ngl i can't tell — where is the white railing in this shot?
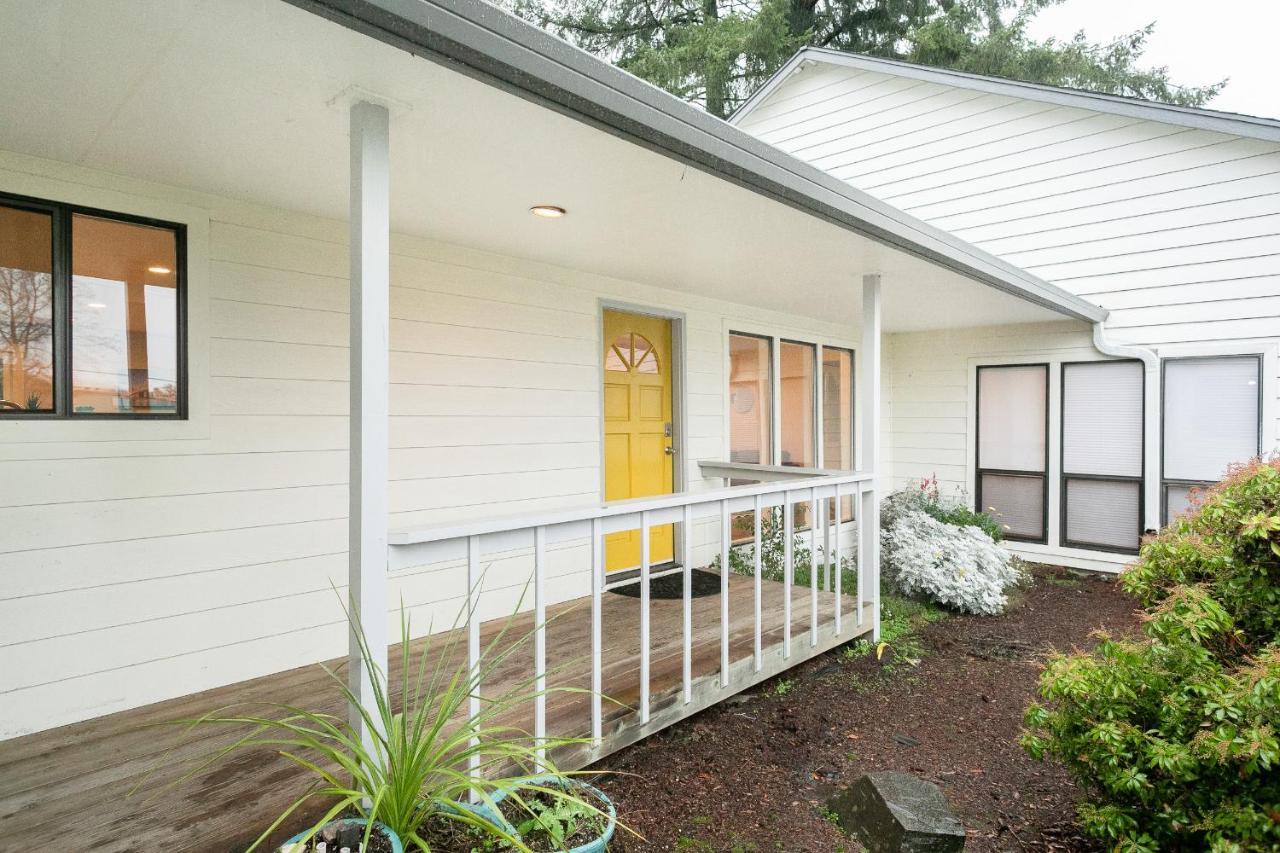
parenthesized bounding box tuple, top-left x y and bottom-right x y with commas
(387, 466, 878, 758)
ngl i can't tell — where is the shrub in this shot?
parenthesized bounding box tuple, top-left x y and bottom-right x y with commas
(885, 474, 1005, 543)
(880, 506, 1023, 615)
(1022, 458, 1280, 852)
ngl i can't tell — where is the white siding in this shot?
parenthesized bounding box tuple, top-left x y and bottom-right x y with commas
(741, 62, 1280, 562)
(0, 156, 861, 738)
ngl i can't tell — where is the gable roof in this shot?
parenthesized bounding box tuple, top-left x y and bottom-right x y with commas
(731, 47, 1280, 143)
(288, 0, 1105, 324)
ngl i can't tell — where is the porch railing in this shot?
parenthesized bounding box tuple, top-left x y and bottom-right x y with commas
(387, 467, 878, 763)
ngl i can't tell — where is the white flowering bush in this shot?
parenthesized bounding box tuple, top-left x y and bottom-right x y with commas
(881, 505, 1024, 616)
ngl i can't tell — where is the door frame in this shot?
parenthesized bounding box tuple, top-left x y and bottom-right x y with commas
(598, 299, 688, 568)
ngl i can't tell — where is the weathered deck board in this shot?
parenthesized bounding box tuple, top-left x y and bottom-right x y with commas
(0, 574, 869, 851)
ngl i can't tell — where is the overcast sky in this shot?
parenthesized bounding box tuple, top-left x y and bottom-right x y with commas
(1026, 0, 1280, 119)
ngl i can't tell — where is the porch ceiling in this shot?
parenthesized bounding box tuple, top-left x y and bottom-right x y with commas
(0, 0, 1078, 332)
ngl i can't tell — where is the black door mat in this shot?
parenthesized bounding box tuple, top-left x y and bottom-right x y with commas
(608, 568, 723, 600)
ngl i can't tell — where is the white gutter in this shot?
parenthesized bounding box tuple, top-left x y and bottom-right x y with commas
(1092, 323, 1161, 533)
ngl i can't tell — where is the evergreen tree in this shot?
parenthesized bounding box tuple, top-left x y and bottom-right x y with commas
(506, 0, 1223, 119)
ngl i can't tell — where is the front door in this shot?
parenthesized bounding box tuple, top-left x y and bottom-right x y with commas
(603, 309, 675, 572)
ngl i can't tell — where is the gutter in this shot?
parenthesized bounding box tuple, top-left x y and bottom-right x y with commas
(1092, 322, 1161, 534)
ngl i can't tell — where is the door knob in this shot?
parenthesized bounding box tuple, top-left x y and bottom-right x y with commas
(664, 446, 676, 455)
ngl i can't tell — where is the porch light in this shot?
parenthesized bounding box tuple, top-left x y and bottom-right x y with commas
(147, 265, 172, 275)
(529, 205, 566, 218)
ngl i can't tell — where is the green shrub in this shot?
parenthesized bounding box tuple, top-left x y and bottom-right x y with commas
(1022, 458, 1280, 852)
(883, 475, 1004, 543)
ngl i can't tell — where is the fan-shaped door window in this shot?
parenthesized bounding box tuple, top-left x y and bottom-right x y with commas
(606, 332, 660, 374)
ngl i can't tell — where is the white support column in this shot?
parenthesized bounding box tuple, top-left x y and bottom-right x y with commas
(348, 101, 391, 750)
(859, 273, 882, 642)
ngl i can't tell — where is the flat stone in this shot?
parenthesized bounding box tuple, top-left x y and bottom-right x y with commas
(827, 771, 965, 853)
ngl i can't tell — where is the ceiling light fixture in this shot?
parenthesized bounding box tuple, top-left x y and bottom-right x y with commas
(529, 205, 566, 219)
(147, 265, 172, 275)
(86, 302, 107, 309)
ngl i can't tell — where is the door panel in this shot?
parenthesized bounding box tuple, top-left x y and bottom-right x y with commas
(603, 309, 675, 572)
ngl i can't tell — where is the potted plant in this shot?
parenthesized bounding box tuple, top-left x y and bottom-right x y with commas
(493, 775, 617, 852)
(151, 592, 618, 852)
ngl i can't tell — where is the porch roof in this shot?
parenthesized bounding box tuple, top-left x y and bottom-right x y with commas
(0, 0, 1105, 332)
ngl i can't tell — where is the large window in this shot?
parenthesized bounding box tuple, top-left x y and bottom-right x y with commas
(1162, 356, 1261, 524)
(976, 364, 1048, 543)
(1061, 361, 1144, 552)
(779, 340, 816, 468)
(0, 194, 184, 418)
(822, 347, 855, 521)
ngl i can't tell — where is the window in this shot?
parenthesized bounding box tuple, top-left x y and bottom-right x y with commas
(1162, 356, 1261, 524)
(0, 193, 184, 418)
(1061, 361, 1144, 552)
(976, 364, 1048, 542)
(822, 347, 855, 521)
(728, 333, 772, 465)
(779, 340, 816, 468)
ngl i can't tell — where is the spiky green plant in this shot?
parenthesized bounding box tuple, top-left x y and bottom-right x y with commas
(151, 589, 614, 851)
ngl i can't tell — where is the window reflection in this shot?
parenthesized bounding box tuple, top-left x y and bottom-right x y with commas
(71, 214, 178, 414)
(0, 205, 55, 411)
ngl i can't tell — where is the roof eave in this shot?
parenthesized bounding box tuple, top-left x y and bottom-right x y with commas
(284, 0, 1107, 324)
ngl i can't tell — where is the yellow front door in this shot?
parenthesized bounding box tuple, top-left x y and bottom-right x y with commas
(603, 309, 675, 572)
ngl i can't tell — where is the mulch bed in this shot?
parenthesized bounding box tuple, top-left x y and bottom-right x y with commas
(588, 564, 1141, 852)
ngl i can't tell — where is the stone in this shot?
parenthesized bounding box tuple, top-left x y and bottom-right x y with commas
(826, 771, 965, 853)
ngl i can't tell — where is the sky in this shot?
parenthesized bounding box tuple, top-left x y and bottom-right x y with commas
(1026, 0, 1280, 119)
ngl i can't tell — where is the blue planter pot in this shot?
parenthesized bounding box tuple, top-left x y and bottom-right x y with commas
(283, 818, 403, 853)
(495, 775, 617, 853)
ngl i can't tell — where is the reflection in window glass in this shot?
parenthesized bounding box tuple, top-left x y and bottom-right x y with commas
(822, 347, 854, 521)
(71, 214, 178, 414)
(780, 341, 815, 468)
(728, 334, 771, 465)
(0, 205, 55, 411)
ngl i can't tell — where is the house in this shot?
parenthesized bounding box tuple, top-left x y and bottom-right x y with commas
(0, 2, 1267, 848)
(733, 48, 1279, 569)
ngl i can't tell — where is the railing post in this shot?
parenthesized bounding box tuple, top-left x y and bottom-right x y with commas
(466, 535, 481, 792)
(783, 491, 793, 658)
(720, 500, 730, 687)
(809, 489, 819, 647)
(347, 100, 389, 757)
(752, 494, 762, 672)
(590, 519, 602, 746)
(861, 273, 882, 642)
(682, 504, 693, 704)
(533, 526, 547, 763)
(833, 483, 842, 636)
(640, 510, 651, 724)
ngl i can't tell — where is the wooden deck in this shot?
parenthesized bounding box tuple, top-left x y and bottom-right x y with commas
(0, 574, 870, 851)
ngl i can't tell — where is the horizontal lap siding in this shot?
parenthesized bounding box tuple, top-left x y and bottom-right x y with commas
(0, 170, 858, 738)
(739, 64, 1280, 492)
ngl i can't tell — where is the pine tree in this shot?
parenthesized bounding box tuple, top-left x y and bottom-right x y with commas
(505, 0, 1223, 119)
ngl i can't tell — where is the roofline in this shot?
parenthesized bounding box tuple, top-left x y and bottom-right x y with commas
(282, 0, 1107, 324)
(731, 47, 1280, 142)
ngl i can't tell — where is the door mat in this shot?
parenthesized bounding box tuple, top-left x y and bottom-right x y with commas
(609, 568, 723, 600)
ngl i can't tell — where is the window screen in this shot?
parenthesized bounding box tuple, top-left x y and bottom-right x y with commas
(976, 365, 1047, 542)
(1061, 361, 1144, 552)
(1162, 356, 1261, 525)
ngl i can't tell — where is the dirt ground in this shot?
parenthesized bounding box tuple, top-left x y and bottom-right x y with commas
(589, 565, 1142, 852)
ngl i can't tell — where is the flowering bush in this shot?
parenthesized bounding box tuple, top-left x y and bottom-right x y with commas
(880, 504, 1023, 615)
(1022, 458, 1280, 852)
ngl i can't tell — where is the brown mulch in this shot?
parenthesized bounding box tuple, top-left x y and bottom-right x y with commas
(588, 565, 1141, 852)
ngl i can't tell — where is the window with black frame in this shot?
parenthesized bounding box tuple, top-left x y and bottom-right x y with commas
(975, 364, 1048, 543)
(1061, 360, 1144, 552)
(0, 193, 185, 418)
(1161, 356, 1261, 525)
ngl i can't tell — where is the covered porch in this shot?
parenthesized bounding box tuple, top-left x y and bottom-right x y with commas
(0, 0, 1108, 847)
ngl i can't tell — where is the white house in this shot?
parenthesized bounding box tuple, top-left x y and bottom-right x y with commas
(733, 48, 1279, 570)
(0, 4, 1272, 848)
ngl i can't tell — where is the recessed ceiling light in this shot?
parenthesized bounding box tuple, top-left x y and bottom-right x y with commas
(529, 205, 566, 219)
(147, 265, 172, 275)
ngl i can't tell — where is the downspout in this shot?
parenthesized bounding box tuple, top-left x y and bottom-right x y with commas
(1092, 321, 1161, 535)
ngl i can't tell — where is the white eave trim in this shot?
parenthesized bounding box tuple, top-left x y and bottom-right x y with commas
(288, 0, 1107, 324)
(732, 48, 1280, 143)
